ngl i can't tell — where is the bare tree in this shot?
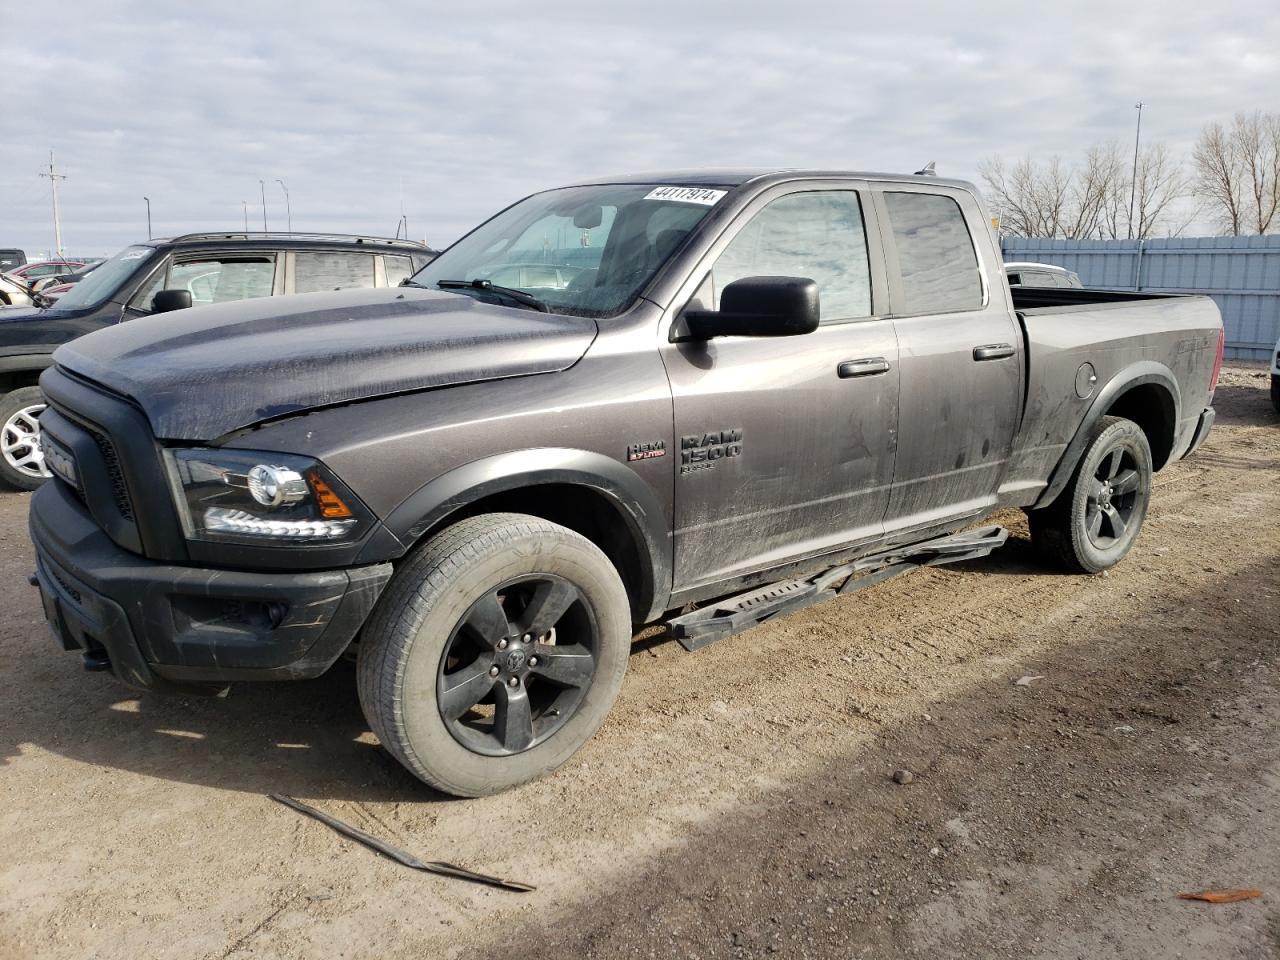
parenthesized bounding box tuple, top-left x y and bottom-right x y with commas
(1192, 111, 1280, 235)
(981, 139, 1182, 239)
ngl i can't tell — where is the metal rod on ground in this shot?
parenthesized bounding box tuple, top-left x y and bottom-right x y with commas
(1127, 100, 1143, 240)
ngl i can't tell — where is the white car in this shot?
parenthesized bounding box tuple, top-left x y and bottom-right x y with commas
(0, 273, 32, 307)
(1005, 261, 1083, 289)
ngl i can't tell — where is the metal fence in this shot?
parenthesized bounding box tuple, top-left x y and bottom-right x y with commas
(1001, 235, 1280, 361)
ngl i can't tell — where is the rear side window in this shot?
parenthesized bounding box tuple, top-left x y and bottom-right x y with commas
(383, 254, 413, 287)
(885, 192, 982, 314)
(294, 251, 376, 294)
(712, 191, 872, 322)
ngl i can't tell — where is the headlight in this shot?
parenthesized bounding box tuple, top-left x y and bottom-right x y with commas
(165, 448, 371, 544)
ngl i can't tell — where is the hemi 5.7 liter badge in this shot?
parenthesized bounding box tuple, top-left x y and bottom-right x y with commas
(627, 440, 666, 462)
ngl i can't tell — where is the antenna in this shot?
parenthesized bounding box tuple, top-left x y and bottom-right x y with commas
(39, 150, 68, 256)
(914, 161, 937, 177)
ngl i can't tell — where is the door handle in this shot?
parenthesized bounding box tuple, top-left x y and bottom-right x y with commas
(972, 343, 1015, 361)
(837, 357, 891, 378)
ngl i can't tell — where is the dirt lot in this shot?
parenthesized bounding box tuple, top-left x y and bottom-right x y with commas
(1, 364, 1278, 960)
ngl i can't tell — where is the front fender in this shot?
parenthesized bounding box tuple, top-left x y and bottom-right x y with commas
(365, 447, 672, 621)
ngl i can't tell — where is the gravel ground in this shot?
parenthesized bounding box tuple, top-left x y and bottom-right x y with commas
(1, 364, 1277, 960)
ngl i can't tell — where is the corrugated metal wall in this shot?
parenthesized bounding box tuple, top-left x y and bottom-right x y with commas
(1001, 235, 1280, 361)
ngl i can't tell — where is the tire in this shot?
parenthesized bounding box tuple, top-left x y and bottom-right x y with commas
(357, 512, 631, 797)
(0, 386, 51, 491)
(1270, 375, 1280, 416)
(1026, 415, 1153, 574)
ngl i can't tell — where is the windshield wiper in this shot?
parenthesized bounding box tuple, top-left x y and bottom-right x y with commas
(436, 279, 549, 313)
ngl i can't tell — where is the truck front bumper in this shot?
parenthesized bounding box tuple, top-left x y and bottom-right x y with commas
(29, 479, 391, 695)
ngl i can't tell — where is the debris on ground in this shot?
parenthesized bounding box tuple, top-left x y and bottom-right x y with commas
(1014, 675, 1045, 686)
(270, 794, 535, 893)
(1176, 889, 1263, 904)
(892, 769, 914, 785)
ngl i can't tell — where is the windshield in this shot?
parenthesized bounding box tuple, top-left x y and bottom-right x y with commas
(410, 183, 727, 317)
(51, 244, 157, 310)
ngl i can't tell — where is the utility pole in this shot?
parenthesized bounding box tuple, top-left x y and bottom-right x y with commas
(259, 179, 268, 231)
(243, 200, 249, 232)
(39, 150, 67, 257)
(144, 197, 152, 239)
(276, 179, 291, 232)
(1127, 100, 1144, 240)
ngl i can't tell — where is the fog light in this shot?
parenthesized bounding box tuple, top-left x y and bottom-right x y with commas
(247, 465, 308, 507)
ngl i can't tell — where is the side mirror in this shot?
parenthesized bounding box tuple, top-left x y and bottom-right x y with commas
(151, 289, 193, 314)
(684, 276, 819, 340)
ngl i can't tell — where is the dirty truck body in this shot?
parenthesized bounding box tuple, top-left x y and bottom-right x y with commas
(29, 170, 1222, 796)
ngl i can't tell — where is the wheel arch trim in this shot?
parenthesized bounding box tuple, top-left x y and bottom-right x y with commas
(1033, 362, 1181, 511)
(368, 447, 672, 622)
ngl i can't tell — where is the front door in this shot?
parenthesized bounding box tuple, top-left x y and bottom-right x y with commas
(661, 185, 899, 594)
(874, 187, 1022, 535)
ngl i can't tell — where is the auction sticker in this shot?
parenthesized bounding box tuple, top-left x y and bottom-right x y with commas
(644, 186, 727, 206)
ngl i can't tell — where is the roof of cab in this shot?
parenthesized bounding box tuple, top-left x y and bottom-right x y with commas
(568, 168, 977, 192)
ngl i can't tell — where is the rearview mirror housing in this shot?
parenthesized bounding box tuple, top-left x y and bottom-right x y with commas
(684, 276, 820, 340)
(151, 289, 193, 314)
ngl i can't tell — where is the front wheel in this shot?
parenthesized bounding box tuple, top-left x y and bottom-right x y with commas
(0, 386, 52, 491)
(1027, 415, 1153, 574)
(357, 513, 631, 797)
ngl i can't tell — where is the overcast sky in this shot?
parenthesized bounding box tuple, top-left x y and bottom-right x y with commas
(3, 0, 1277, 257)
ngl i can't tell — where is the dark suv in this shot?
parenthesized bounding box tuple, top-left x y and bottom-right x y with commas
(0, 233, 434, 489)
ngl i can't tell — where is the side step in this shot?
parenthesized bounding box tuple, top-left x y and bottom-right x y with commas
(665, 525, 1008, 651)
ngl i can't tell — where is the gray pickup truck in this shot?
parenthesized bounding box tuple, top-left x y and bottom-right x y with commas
(28, 170, 1222, 796)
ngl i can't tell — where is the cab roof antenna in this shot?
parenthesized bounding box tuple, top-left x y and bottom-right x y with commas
(915, 161, 937, 177)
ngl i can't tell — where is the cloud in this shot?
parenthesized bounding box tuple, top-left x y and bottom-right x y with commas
(2, 0, 1277, 256)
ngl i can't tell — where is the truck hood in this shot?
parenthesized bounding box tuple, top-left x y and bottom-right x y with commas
(53, 287, 598, 441)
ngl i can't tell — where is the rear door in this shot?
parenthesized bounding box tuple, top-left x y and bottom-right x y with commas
(660, 182, 899, 593)
(874, 185, 1022, 536)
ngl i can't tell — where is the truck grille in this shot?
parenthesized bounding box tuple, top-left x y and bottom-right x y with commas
(85, 425, 134, 521)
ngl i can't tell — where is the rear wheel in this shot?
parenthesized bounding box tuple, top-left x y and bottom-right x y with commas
(1027, 416, 1152, 573)
(1270, 375, 1279, 415)
(0, 387, 51, 491)
(357, 513, 631, 797)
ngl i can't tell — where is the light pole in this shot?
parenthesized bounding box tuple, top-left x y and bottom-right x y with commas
(259, 179, 268, 231)
(242, 200, 249, 232)
(276, 179, 291, 233)
(144, 196, 151, 239)
(1127, 100, 1144, 240)
(39, 150, 67, 257)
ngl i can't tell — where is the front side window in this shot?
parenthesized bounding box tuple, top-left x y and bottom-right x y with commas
(711, 191, 872, 322)
(295, 251, 376, 294)
(885, 192, 982, 315)
(409, 183, 724, 317)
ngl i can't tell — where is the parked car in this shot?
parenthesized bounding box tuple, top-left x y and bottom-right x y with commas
(0, 249, 26, 272)
(5, 259, 89, 288)
(1006, 261, 1083, 288)
(28, 170, 1222, 796)
(0, 273, 33, 307)
(0, 233, 434, 489)
(30, 259, 104, 294)
(29, 262, 102, 304)
(1271, 334, 1279, 414)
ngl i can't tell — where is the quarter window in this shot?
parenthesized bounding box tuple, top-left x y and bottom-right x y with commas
(294, 251, 376, 294)
(885, 192, 982, 314)
(712, 191, 872, 322)
(383, 254, 413, 287)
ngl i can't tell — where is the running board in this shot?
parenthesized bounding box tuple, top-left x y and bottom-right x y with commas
(665, 526, 1008, 651)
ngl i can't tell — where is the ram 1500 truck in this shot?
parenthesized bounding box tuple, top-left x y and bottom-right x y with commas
(28, 170, 1223, 796)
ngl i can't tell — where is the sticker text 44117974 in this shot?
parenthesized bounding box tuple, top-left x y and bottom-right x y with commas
(644, 186, 727, 206)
